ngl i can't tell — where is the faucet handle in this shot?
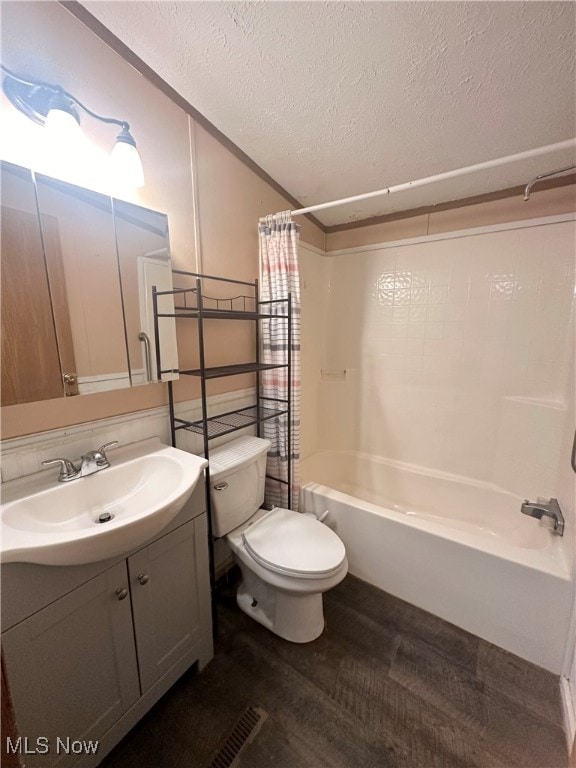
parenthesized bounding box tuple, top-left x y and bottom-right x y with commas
(41, 457, 78, 481)
(98, 441, 119, 454)
(94, 441, 119, 466)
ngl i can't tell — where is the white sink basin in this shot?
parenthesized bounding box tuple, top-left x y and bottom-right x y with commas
(1, 438, 208, 566)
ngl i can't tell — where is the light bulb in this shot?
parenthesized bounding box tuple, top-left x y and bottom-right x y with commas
(44, 95, 84, 152)
(42, 97, 87, 182)
(111, 126, 144, 189)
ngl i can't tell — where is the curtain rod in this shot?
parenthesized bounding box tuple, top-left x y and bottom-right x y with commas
(281, 138, 576, 218)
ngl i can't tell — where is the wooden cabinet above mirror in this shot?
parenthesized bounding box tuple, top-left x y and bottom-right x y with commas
(0, 161, 179, 406)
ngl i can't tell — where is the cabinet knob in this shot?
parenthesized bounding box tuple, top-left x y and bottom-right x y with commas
(137, 573, 150, 585)
(115, 587, 128, 601)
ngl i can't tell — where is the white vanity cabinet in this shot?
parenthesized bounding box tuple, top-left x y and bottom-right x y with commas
(128, 517, 208, 694)
(1, 486, 213, 768)
(2, 562, 140, 768)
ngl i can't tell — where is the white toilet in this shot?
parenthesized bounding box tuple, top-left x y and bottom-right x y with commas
(209, 435, 348, 643)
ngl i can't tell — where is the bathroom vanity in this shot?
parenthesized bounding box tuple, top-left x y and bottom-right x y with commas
(1, 482, 213, 768)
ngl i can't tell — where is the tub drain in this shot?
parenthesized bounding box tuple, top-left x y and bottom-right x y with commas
(96, 512, 114, 524)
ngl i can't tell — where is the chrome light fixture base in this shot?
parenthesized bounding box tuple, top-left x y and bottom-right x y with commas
(3, 75, 81, 128)
(2, 75, 60, 125)
(1, 65, 144, 188)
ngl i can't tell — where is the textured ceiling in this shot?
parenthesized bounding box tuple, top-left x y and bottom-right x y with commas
(81, 1, 576, 226)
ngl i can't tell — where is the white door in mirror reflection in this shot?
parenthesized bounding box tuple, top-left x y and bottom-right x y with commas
(137, 252, 178, 383)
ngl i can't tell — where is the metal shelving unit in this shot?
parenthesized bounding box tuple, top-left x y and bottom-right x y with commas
(152, 271, 292, 627)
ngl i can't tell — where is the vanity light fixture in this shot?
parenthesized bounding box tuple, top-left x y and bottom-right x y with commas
(1, 64, 145, 188)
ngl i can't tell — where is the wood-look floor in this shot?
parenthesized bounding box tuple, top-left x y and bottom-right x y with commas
(101, 574, 568, 768)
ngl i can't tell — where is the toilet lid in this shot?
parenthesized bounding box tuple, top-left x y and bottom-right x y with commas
(241, 507, 346, 576)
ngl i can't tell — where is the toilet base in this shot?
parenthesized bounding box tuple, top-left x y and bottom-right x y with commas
(235, 565, 325, 643)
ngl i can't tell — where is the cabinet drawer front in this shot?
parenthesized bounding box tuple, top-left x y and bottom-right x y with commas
(1, 562, 140, 768)
(129, 519, 205, 693)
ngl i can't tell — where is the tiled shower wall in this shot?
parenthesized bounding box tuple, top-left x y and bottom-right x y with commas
(301, 218, 575, 505)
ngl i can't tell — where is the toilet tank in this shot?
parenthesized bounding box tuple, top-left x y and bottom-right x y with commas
(209, 436, 271, 537)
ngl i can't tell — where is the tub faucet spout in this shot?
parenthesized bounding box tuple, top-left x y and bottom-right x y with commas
(521, 498, 564, 536)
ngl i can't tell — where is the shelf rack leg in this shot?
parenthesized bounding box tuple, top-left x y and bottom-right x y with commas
(255, 277, 261, 439)
(287, 293, 292, 511)
(196, 277, 218, 636)
(168, 382, 176, 447)
(152, 286, 162, 383)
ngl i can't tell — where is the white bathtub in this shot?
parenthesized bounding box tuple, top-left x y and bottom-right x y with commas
(300, 450, 574, 673)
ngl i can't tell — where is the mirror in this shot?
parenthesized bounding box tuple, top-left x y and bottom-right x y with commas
(113, 199, 178, 385)
(0, 161, 179, 405)
(34, 172, 128, 395)
(1, 163, 70, 403)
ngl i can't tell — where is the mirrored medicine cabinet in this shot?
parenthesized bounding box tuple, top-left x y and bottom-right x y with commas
(1, 160, 179, 406)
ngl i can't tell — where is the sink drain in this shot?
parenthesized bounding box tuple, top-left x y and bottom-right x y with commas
(95, 512, 114, 524)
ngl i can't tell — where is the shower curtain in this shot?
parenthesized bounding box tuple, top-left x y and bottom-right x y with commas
(259, 212, 301, 511)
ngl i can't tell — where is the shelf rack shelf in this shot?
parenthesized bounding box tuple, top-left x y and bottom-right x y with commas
(157, 310, 288, 321)
(152, 270, 292, 631)
(180, 362, 287, 379)
(174, 403, 288, 439)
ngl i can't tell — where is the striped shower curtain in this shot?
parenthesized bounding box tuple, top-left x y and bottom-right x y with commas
(259, 212, 301, 511)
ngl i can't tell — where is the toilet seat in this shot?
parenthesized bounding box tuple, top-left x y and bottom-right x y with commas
(241, 507, 346, 578)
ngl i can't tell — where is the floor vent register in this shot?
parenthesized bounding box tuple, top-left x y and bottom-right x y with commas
(208, 706, 268, 768)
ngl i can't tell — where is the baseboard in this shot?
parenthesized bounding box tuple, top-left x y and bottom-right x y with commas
(561, 675, 576, 751)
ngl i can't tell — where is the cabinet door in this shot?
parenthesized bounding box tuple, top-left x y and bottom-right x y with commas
(1, 205, 65, 404)
(1, 562, 140, 768)
(128, 518, 208, 693)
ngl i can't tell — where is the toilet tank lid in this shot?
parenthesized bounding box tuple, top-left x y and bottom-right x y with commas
(209, 436, 271, 480)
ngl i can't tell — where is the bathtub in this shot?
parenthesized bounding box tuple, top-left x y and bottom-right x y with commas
(300, 450, 574, 673)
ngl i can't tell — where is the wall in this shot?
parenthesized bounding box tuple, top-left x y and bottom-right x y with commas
(319, 218, 574, 474)
(325, 184, 576, 251)
(299, 242, 331, 459)
(301, 213, 576, 559)
(302, 184, 576, 462)
(0, 1, 324, 440)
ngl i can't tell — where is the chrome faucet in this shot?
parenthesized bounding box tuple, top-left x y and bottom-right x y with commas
(521, 497, 564, 536)
(78, 441, 119, 476)
(42, 441, 118, 482)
